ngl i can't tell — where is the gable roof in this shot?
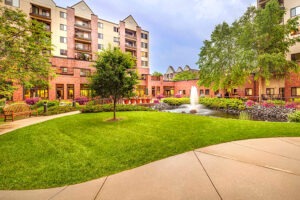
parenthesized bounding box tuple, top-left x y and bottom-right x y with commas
(184, 65, 191, 71)
(71, 0, 94, 14)
(176, 67, 183, 73)
(122, 15, 139, 26)
(165, 66, 175, 74)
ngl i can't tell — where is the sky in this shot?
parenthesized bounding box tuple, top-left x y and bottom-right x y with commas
(54, 0, 255, 73)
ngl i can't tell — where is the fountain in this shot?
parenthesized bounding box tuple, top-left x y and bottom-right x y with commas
(189, 86, 199, 113)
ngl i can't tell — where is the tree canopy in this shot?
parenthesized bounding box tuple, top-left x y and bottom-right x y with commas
(0, 5, 54, 98)
(152, 71, 163, 77)
(197, 0, 300, 92)
(90, 47, 138, 120)
(173, 71, 198, 81)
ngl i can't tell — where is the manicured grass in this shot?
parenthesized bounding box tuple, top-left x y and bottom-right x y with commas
(1, 111, 300, 189)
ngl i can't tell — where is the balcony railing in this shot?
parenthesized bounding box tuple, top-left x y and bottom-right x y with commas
(151, 76, 161, 81)
(56, 68, 74, 76)
(30, 7, 51, 20)
(75, 45, 91, 52)
(75, 23, 91, 29)
(125, 33, 136, 40)
(74, 34, 92, 41)
(75, 53, 92, 61)
(125, 44, 136, 49)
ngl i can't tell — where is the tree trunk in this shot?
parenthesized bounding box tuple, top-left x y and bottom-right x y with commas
(258, 76, 263, 102)
(113, 97, 117, 120)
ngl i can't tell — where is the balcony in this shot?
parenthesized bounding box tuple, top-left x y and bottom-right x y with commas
(30, 5, 51, 22)
(75, 18, 91, 30)
(125, 33, 136, 40)
(80, 69, 91, 77)
(125, 43, 136, 50)
(56, 67, 74, 76)
(75, 43, 91, 52)
(75, 52, 92, 61)
(75, 33, 91, 43)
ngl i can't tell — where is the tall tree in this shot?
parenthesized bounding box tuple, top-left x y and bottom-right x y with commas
(90, 47, 138, 121)
(0, 5, 54, 98)
(197, 0, 300, 97)
(173, 70, 198, 81)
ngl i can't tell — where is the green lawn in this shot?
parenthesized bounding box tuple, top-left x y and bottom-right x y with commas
(1, 111, 300, 190)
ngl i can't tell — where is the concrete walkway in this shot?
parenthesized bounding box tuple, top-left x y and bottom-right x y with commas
(0, 137, 299, 200)
(0, 111, 81, 135)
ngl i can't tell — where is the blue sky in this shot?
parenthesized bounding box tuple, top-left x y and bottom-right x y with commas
(55, 0, 255, 74)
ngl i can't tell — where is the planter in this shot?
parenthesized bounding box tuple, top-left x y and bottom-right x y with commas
(136, 99, 141, 104)
(130, 99, 136, 104)
(146, 99, 151, 103)
(141, 99, 146, 104)
(124, 99, 129, 104)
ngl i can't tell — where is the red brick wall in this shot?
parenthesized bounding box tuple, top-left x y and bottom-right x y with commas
(67, 7, 75, 58)
(119, 21, 125, 52)
(285, 72, 300, 100)
(91, 14, 98, 61)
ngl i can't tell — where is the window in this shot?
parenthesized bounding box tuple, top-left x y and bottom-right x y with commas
(205, 89, 210, 95)
(98, 33, 103, 39)
(141, 51, 148, 58)
(60, 36, 67, 43)
(80, 69, 91, 77)
(113, 27, 119, 32)
(291, 53, 300, 62)
(67, 84, 74, 99)
(98, 22, 103, 29)
(24, 87, 48, 99)
(113, 37, 119, 42)
(245, 88, 253, 96)
(56, 84, 64, 99)
(61, 67, 68, 73)
(291, 7, 300, 17)
(141, 61, 148, 67)
(199, 89, 204, 95)
(60, 11, 67, 18)
(291, 87, 300, 96)
(266, 88, 275, 95)
(60, 24, 67, 31)
(80, 84, 91, 97)
(141, 33, 148, 39)
(279, 88, 285, 97)
(141, 42, 148, 49)
(5, 0, 19, 7)
(232, 88, 238, 95)
(98, 44, 104, 50)
(60, 49, 67, 56)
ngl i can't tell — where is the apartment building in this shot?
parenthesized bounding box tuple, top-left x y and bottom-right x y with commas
(1, 0, 149, 101)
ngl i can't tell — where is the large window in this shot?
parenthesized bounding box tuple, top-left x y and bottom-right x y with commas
(141, 33, 148, 39)
(245, 88, 253, 96)
(279, 88, 285, 97)
(56, 84, 64, 99)
(205, 89, 210, 95)
(5, 0, 19, 7)
(266, 88, 275, 95)
(24, 87, 48, 99)
(80, 84, 91, 97)
(141, 42, 148, 49)
(67, 84, 74, 99)
(291, 7, 300, 17)
(291, 87, 300, 96)
(141, 61, 148, 67)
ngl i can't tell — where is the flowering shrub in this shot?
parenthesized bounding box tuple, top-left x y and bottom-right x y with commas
(75, 97, 89, 105)
(261, 101, 275, 108)
(25, 97, 40, 105)
(153, 99, 160, 104)
(175, 93, 182, 98)
(157, 94, 164, 100)
(245, 100, 255, 107)
(285, 102, 296, 109)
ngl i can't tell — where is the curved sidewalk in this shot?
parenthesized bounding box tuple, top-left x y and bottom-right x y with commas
(0, 137, 300, 200)
(0, 111, 81, 135)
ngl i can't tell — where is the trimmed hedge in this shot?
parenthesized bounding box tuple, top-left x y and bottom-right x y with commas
(81, 104, 153, 113)
(162, 98, 190, 106)
(199, 98, 245, 110)
(38, 105, 79, 116)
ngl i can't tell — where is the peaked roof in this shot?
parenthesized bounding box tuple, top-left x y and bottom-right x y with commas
(184, 65, 191, 71)
(165, 66, 175, 74)
(71, 0, 94, 14)
(122, 15, 139, 26)
(176, 67, 183, 73)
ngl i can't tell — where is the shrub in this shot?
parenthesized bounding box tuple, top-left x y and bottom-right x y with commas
(75, 97, 89, 105)
(272, 100, 285, 106)
(175, 93, 182, 98)
(294, 98, 300, 104)
(157, 94, 164, 100)
(153, 99, 160, 104)
(261, 101, 275, 108)
(199, 98, 244, 110)
(285, 102, 297, 109)
(38, 105, 78, 116)
(288, 111, 300, 122)
(25, 97, 40, 105)
(162, 98, 190, 106)
(245, 100, 255, 107)
(239, 111, 251, 120)
(0, 98, 6, 107)
(81, 104, 152, 113)
(35, 100, 59, 108)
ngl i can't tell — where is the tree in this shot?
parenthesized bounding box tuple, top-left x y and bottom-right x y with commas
(152, 71, 163, 77)
(0, 5, 54, 98)
(173, 71, 198, 81)
(197, 0, 300, 97)
(90, 47, 138, 121)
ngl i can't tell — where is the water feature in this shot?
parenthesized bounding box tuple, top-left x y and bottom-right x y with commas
(164, 86, 238, 119)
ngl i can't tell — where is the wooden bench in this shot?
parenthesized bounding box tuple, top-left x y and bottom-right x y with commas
(3, 103, 37, 122)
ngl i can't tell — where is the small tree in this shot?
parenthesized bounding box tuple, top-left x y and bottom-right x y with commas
(0, 5, 54, 98)
(152, 71, 163, 77)
(91, 47, 138, 120)
(173, 70, 199, 81)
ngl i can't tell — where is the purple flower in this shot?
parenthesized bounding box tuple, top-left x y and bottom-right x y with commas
(25, 97, 40, 105)
(75, 97, 89, 105)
